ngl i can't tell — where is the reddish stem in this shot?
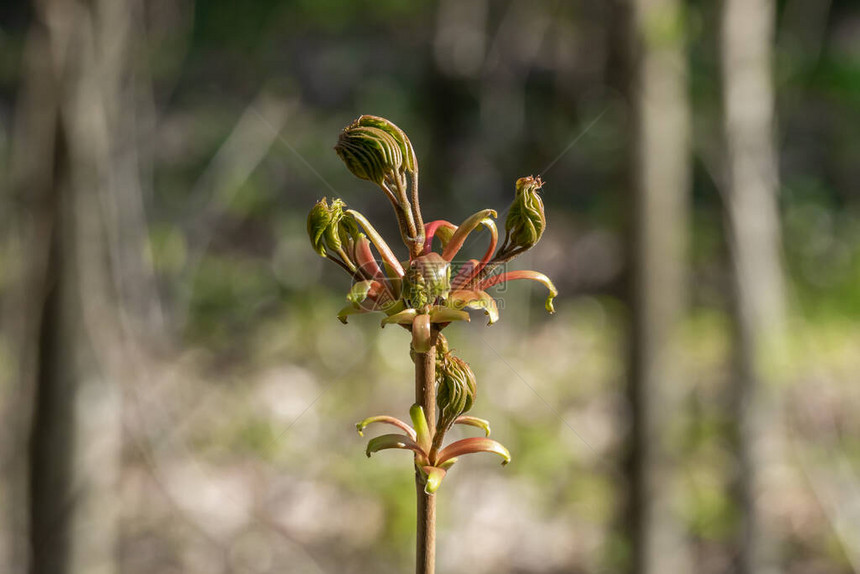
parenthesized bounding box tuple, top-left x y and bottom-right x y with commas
(355, 237, 395, 298)
(422, 220, 457, 255)
(450, 259, 479, 290)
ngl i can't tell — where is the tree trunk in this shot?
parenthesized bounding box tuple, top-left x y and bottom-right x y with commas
(720, 0, 786, 573)
(623, 0, 691, 573)
(1, 1, 149, 572)
(0, 19, 63, 573)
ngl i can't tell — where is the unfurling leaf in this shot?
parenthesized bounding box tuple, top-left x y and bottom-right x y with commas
(346, 280, 378, 306)
(448, 289, 500, 325)
(409, 404, 432, 452)
(427, 307, 470, 324)
(423, 220, 457, 254)
(504, 176, 546, 252)
(366, 433, 426, 462)
(335, 115, 416, 185)
(337, 280, 394, 324)
(436, 354, 477, 435)
(307, 198, 333, 257)
(422, 466, 447, 494)
(441, 209, 498, 262)
(356, 415, 417, 441)
(454, 415, 492, 436)
(478, 270, 558, 314)
(402, 253, 451, 309)
(352, 115, 417, 173)
(346, 209, 405, 278)
(381, 308, 418, 327)
(335, 126, 401, 185)
(436, 437, 511, 466)
(307, 197, 359, 269)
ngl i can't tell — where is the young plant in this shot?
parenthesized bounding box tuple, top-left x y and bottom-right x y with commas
(308, 115, 557, 573)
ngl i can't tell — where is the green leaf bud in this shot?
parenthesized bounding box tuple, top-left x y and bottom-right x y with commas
(307, 197, 347, 255)
(436, 353, 477, 435)
(402, 253, 451, 309)
(504, 176, 546, 252)
(352, 115, 416, 173)
(422, 466, 447, 494)
(307, 198, 361, 270)
(335, 115, 415, 185)
(307, 197, 335, 258)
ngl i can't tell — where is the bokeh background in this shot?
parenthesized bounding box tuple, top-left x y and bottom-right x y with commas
(1, 1, 860, 573)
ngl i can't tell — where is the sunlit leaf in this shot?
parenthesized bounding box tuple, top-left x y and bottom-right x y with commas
(337, 303, 370, 324)
(479, 270, 557, 314)
(428, 306, 470, 324)
(356, 416, 416, 441)
(347, 209, 405, 278)
(412, 313, 431, 352)
(454, 416, 491, 436)
(410, 404, 432, 452)
(422, 466, 447, 494)
(441, 209, 497, 262)
(365, 433, 426, 461)
(381, 308, 418, 327)
(436, 437, 511, 466)
(448, 289, 500, 325)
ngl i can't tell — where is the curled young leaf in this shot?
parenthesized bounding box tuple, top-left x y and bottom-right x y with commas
(436, 354, 477, 436)
(381, 308, 418, 327)
(307, 198, 333, 257)
(447, 289, 500, 325)
(427, 306, 470, 325)
(441, 209, 498, 263)
(365, 433, 426, 461)
(436, 437, 511, 466)
(409, 404, 432, 452)
(337, 280, 386, 324)
(337, 303, 370, 324)
(454, 416, 492, 437)
(346, 209, 405, 278)
(422, 466, 447, 494)
(307, 197, 359, 271)
(504, 176, 546, 252)
(356, 416, 417, 441)
(478, 270, 558, 314)
(423, 220, 457, 254)
(402, 253, 451, 309)
(346, 280, 379, 307)
(335, 125, 403, 185)
(351, 115, 417, 174)
(411, 313, 432, 353)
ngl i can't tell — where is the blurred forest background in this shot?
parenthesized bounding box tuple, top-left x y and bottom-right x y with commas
(1, 1, 860, 573)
